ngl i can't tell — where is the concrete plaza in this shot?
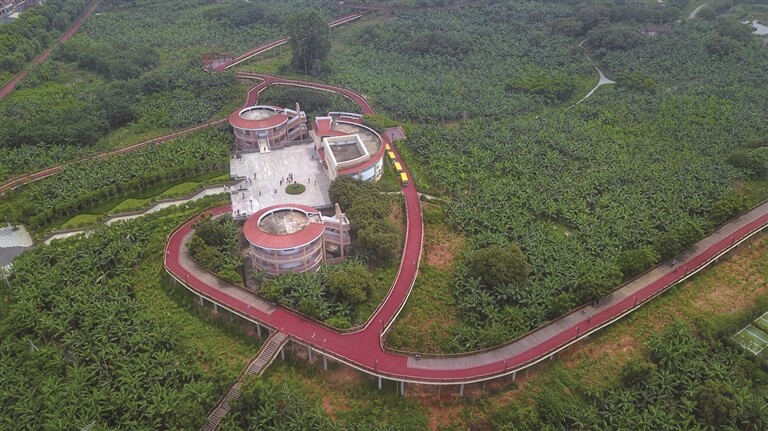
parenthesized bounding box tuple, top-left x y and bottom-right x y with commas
(229, 143, 331, 218)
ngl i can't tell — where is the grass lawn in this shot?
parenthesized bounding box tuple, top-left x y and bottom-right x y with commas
(48, 171, 229, 233)
(387, 202, 465, 353)
(60, 214, 102, 230)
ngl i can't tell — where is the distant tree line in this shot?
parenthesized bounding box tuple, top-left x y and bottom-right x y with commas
(0, 57, 237, 149)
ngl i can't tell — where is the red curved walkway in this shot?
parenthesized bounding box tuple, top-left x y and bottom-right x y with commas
(166, 177, 768, 385)
(214, 14, 363, 72)
(236, 72, 375, 115)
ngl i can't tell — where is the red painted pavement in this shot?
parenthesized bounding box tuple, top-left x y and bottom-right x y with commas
(166, 188, 768, 385)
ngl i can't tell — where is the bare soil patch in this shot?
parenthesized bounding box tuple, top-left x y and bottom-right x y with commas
(425, 224, 465, 269)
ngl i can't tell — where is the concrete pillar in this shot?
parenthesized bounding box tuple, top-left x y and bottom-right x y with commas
(550, 354, 554, 361)
(280, 346, 285, 360)
(213, 303, 218, 313)
(512, 371, 517, 381)
(199, 296, 204, 306)
(459, 384, 464, 397)
(323, 354, 328, 371)
(308, 347, 313, 362)
(400, 381, 405, 396)
(256, 323, 262, 338)
(378, 376, 382, 390)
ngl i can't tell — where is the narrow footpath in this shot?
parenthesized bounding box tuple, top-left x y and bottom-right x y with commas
(0, 1, 100, 101)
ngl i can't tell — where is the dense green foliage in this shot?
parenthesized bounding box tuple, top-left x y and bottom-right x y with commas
(329, 177, 401, 262)
(286, 10, 331, 76)
(0, 0, 345, 180)
(311, 1, 768, 350)
(260, 260, 375, 328)
(486, 323, 768, 430)
(224, 376, 333, 430)
(0, 127, 230, 228)
(222, 367, 430, 431)
(0, 0, 87, 82)
(189, 214, 243, 285)
(332, 2, 594, 122)
(466, 244, 531, 290)
(0, 205, 237, 430)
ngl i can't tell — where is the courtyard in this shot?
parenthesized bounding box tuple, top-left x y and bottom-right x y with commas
(228, 143, 331, 217)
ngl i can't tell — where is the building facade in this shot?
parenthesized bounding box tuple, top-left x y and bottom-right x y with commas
(228, 104, 308, 153)
(244, 204, 351, 276)
(313, 113, 385, 182)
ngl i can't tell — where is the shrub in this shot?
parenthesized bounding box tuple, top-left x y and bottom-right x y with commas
(285, 183, 305, 195)
(467, 244, 531, 289)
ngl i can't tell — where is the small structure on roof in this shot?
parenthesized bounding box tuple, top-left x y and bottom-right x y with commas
(322, 134, 370, 181)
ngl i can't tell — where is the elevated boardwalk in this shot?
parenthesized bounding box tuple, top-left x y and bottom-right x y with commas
(201, 331, 288, 431)
(216, 14, 363, 71)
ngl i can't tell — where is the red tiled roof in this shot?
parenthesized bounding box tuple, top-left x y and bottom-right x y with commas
(229, 107, 289, 130)
(243, 204, 325, 250)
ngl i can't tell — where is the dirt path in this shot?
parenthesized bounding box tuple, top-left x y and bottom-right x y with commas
(567, 39, 616, 109)
(689, 3, 709, 19)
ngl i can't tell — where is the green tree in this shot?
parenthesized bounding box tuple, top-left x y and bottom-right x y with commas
(616, 70, 658, 92)
(655, 219, 704, 260)
(619, 357, 657, 388)
(617, 246, 660, 279)
(710, 191, 749, 225)
(727, 147, 768, 179)
(467, 244, 531, 289)
(694, 380, 743, 427)
(285, 10, 331, 76)
(706, 35, 741, 57)
(325, 262, 372, 304)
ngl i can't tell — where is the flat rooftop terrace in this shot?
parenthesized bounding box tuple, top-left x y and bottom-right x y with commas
(333, 123, 381, 157)
(259, 210, 312, 235)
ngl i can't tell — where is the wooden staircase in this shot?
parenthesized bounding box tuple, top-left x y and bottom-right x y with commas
(201, 331, 288, 431)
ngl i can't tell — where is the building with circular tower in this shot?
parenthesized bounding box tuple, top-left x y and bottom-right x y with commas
(313, 112, 385, 182)
(229, 104, 308, 153)
(244, 204, 351, 276)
